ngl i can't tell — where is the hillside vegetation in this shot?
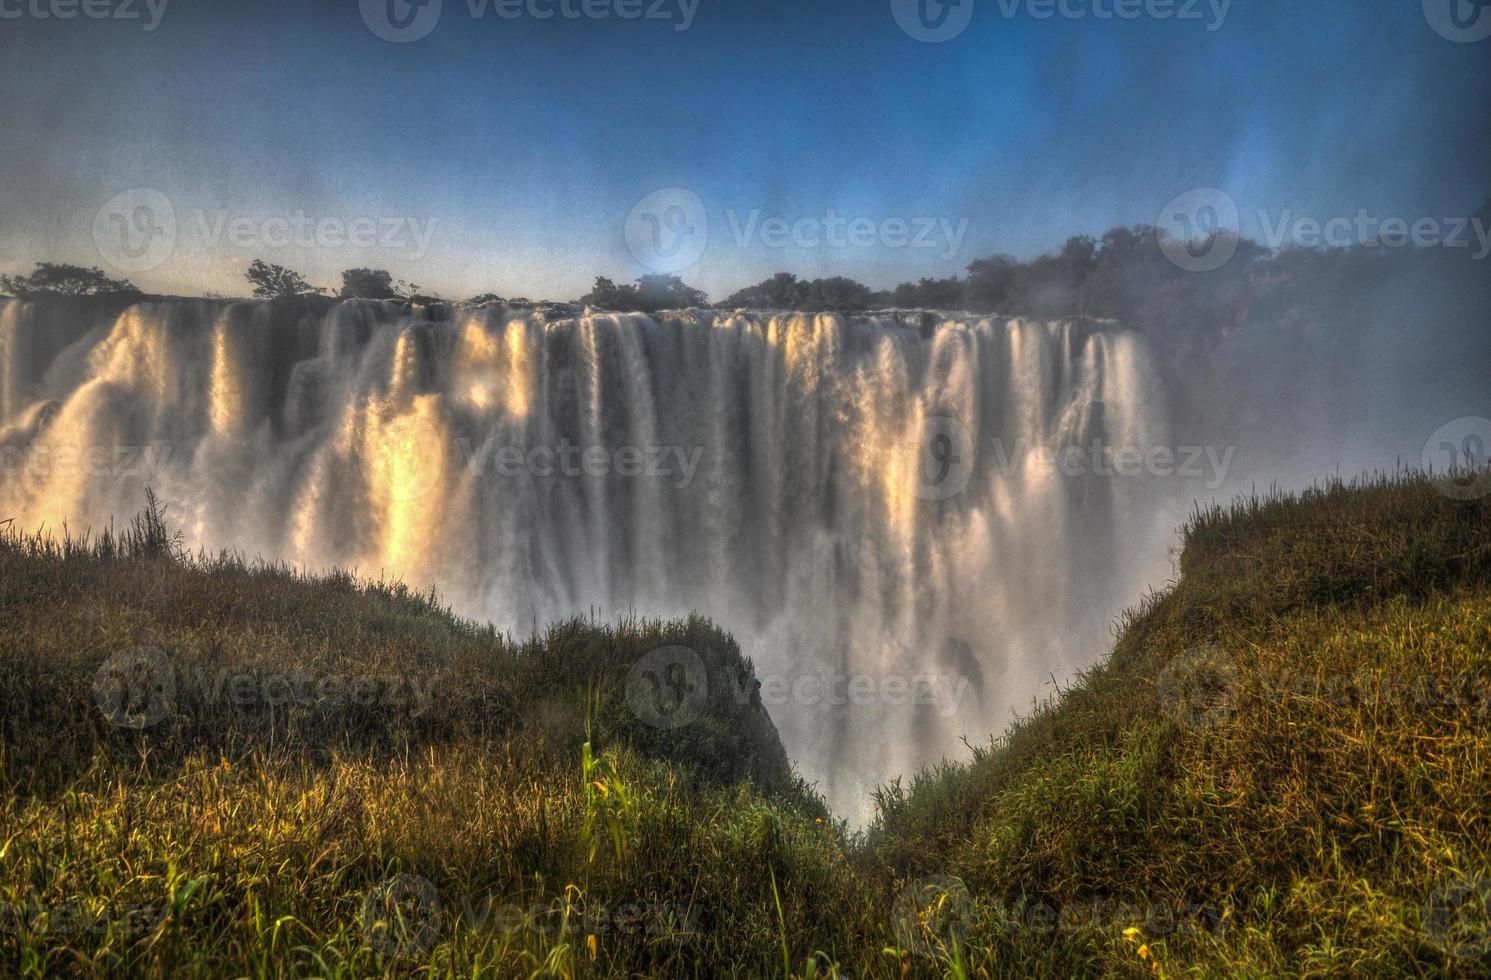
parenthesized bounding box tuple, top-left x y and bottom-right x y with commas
(2, 471, 1489, 977)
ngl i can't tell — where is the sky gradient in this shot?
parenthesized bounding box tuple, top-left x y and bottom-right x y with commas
(0, 0, 1487, 301)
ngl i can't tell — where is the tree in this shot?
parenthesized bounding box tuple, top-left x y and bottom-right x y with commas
(245, 260, 325, 299)
(965, 255, 1015, 313)
(0, 263, 139, 298)
(723, 272, 876, 311)
(582, 274, 707, 313)
(890, 276, 965, 310)
(724, 272, 807, 309)
(635, 274, 707, 311)
(339, 268, 399, 299)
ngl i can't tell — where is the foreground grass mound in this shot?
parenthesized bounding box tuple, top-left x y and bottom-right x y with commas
(3, 470, 1488, 978)
(0, 510, 859, 978)
(870, 472, 1491, 976)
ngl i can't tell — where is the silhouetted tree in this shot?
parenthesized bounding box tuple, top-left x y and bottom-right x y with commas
(723, 273, 877, 311)
(339, 268, 399, 299)
(889, 276, 965, 310)
(245, 260, 325, 299)
(0, 263, 139, 298)
(964, 255, 1016, 312)
(724, 272, 808, 309)
(582, 274, 706, 312)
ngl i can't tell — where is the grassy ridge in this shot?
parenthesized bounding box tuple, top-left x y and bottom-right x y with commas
(2, 472, 1489, 977)
(0, 509, 843, 977)
(868, 474, 1491, 976)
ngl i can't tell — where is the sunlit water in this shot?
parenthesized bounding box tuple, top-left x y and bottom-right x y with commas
(0, 298, 1187, 822)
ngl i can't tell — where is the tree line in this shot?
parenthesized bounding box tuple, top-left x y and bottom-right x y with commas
(2, 211, 1485, 354)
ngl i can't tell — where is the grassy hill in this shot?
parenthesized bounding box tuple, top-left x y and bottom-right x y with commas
(2, 471, 1489, 977)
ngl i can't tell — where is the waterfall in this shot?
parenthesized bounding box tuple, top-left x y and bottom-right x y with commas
(0, 297, 1177, 822)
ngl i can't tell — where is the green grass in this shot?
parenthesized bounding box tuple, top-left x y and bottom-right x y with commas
(2, 471, 1489, 977)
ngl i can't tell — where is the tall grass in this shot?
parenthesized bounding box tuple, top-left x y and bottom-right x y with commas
(2, 470, 1488, 976)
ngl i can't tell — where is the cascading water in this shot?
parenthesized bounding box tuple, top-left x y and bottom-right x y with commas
(0, 297, 1179, 822)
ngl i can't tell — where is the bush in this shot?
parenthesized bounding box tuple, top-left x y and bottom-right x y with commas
(0, 263, 139, 298)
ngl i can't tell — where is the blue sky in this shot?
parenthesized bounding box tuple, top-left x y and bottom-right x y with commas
(0, 0, 1486, 300)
